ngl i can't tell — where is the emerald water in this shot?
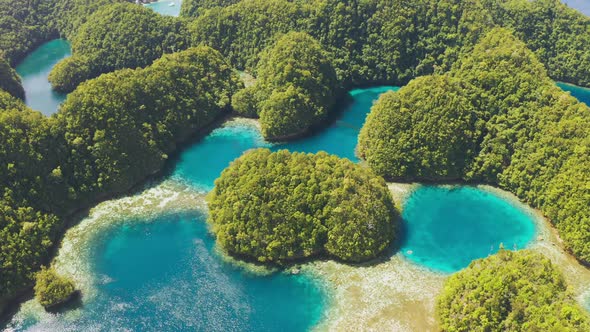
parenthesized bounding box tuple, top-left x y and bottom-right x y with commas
(15, 39, 71, 115)
(558, 82, 590, 106)
(401, 186, 536, 273)
(145, 0, 182, 16)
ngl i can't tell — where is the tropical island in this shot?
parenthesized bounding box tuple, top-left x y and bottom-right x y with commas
(1, 0, 590, 330)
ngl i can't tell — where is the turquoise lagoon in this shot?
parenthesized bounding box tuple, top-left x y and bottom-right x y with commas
(400, 186, 536, 273)
(8, 74, 542, 328)
(172, 86, 398, 190)
(15, 39, 71, 116)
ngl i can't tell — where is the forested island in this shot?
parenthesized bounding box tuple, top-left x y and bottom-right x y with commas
(1, 0, 590, 330)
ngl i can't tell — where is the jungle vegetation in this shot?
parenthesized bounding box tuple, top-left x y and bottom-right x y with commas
(233, 32, 342, 140)
(358, 27, 590, 265)
(208, 149, 398, 263)
(49, 2, 189, 92)
(437, 250, 590, 331)
(0, 53, 24, 99)
(185, 0, 590, 89)
(0, 46, 239, 309)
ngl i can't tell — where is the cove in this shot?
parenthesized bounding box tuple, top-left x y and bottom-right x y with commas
(9, 212, 325, 331)
(145, 0, 182, 16)
(15, 39, 71, 116)
(558, 82, 590, 106)
(172, 86, 398, 190)
(400, 186, 537, 273)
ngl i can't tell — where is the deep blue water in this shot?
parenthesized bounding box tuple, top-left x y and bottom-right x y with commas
(400, 186, 536, 273)
(15, 39, 71, 115)
(558, 82, 590, 106)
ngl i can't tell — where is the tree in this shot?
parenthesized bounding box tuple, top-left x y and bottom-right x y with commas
(34, 266, 76, 309)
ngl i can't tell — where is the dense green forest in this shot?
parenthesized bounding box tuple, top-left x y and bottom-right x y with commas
(437, 250, 590, 331)
(49, 2, 189, 92)
(208, 149, 398, 263)
(0, 46, 239, 310)
(180, 0, 239, 17)
(233, 32, 342, 139)
(359, 27, 590, 265)
(185, 0, 590, 89)
(0, 0, 124, 66)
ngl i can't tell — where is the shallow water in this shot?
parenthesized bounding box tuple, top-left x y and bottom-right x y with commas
(558, 82, 590, 106)
(15, 39, 71, 115)
(144, 0, 182, 16)
(400, 186, 536, 273)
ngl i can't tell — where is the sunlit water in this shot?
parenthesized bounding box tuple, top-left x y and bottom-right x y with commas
(558, 82, 590, 106)
(401, 186, 536, 273)
(144, 0, 182, 16)
(15, 39, 71, 115)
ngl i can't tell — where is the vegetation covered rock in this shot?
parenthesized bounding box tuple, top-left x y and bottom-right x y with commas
(437, 250, 590, 331)
(358, 75, 478, 181)
(49, 2, 190, 92)
(208, 148, 398, 263)
(34, 267, 76, 309)
(0, 53, 24, 99)
(233, 32, 341, 140)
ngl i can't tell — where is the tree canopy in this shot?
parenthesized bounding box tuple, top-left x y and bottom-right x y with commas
(233, 32, 341, 140)
(0, 53, 24, 99)
(185, 0, 590, 89)
(208, 149, 398, 263)
(437, 250, 590, 331)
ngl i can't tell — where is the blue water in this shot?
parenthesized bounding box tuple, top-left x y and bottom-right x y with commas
(15, 39, 71, 116)
(13, 213, 325, 331)
(145, 0, 182, 16)
(400, 186, 536, 273)
(173, 86, 397, 190)
(558, 82, 590, 106)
